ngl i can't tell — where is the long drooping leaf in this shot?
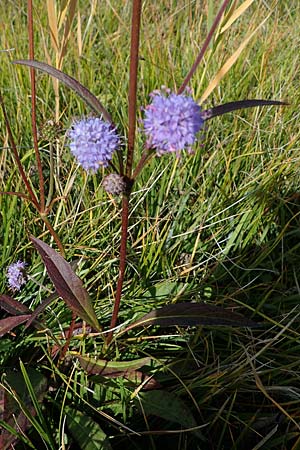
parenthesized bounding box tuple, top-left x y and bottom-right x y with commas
(0, 315, 32, 337)
(30, 236, 101, 331)
(13, 60, 112, 122)
(201, 99, 287, 120)
(124, 303, 257, 332)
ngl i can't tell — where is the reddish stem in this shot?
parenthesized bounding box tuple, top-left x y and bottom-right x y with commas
(107, 195, 130, 343)
(0, 93, 40, 210)
(59, 312, 76, 362)
(27, 0, 45, 212)
(178, 0, 230, 94)
(41, 215, 65, 257)
(126, 0, 142, 177)
(107, 0, 142, 343)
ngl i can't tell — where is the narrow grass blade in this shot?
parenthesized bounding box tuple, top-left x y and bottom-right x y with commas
(200, 14, 270, 103)
(30, 236, 101, 331)
(19, 362, 52, 443)
(46, 0, 59, 53)
(65, 407, 112, 450)
(135, 390, 204, 439)
(13, 60, 112, 122)
(24, 293, 58, 329)
(220, 0, 255, 33)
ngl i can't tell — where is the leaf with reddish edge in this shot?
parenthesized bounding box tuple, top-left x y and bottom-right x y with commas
(124, 303, 257, 332)
(30, 236, 101, 331)
(76, 355, 159, 390)
(76, 354, 151, 375)
(13, 60, 112, 123)
(201, 99, 288, 120)
(0, 315, 31, 337)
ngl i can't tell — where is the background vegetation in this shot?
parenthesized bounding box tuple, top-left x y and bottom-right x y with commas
(1, 1, 300, 449)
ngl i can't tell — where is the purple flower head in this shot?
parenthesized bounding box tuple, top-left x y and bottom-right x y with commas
(7, 260, 27, 291)
(142, 88, 204, 156)
(68, 117, 120, 172)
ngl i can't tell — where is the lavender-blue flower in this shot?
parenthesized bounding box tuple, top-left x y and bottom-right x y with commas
(68, 117, 120, 172)
(142, 89, 204, 156)
(7, 260, 27, 291)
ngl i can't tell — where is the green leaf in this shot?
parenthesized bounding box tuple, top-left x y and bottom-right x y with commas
(76, 354, 150, 375)
(13, 59, 112, 122)
(1, 368, 48, 449)
(65, 407, 112, 450)
(124, 302, 257, 332)
(30, 236, 101, 331)
(136, 390, 203, 437)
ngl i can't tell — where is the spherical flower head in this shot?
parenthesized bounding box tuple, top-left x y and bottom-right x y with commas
(7, 260, 27, 291)
(142, 88, 204, 156)
(68, 117, 120, 172)
(102, 173, 126, 196)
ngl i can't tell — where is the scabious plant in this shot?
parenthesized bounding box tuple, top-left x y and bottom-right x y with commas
(68, 117, 120, 172)
(6, 0, 285, 341)
(6, 261, 27, 291)
(0, 1, 289, 447)
(142, 88, 204, 156)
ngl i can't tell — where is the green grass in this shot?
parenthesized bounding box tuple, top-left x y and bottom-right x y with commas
(1, 1, 300, 449)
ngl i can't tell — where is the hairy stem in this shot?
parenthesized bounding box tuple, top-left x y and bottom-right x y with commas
(27, 0, 45, 212)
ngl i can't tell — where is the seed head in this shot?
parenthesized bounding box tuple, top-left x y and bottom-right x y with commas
(102, 173, 126, 195)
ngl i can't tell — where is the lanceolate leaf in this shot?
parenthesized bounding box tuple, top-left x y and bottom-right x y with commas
(135, 390, 204, 438)
(76, 354, 151, 375)
(0, 294, 30, 315)
(13, 60, 112, 123)
(201, 99, 288, 121)
(124, 303, 257, 332)
(76, 355, 159, 389)
(30, 236, 101, 331)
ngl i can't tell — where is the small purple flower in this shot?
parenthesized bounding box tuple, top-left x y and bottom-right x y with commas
(68, 117, 120, 172)
(7, 261, 27, 291)
(142, 88, 204, 156)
